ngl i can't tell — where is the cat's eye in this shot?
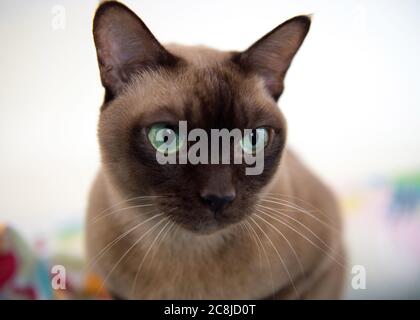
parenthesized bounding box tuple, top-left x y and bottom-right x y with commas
(240, 128, 269, 154)
(147, 123, 185, 155)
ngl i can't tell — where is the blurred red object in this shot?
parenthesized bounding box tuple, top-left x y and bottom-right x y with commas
(0, 252, 17, 288)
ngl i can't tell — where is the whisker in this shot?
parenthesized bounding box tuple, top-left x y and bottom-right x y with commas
(88, 203, 156, 226)
(89, 194, 172, 222)
(244, 220, 276, 296)
(257, 209, 345, 269)
(131, 218, 177, 296)
(262, 193, 336, 224)
(249, 216, 299, 299)
(240, 222, 263, 271)
(85, 211, 163, 274)
(257, 204, 344, 259)
(254, 213, 304, 276)
(96, 216, 169, 296)
(260, 198, 339, 233)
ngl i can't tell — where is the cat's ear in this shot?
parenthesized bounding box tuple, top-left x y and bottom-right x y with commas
(233, 16, 311, 100)
(93, 1, 177, 101)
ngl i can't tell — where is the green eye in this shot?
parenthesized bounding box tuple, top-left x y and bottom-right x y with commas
(147, 123, 185, 155)
(240, 128, 269, 154)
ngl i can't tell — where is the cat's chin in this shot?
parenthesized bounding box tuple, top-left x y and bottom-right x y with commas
(189, 224, 223, 235)
(174, 215, 243, 235)
(174, 220, 220, 235)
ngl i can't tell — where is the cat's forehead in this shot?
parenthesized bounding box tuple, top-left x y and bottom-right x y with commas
(167, 44, 230, 65)
(114, 46, 284, 130)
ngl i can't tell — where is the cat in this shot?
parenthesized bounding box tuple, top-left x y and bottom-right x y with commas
(86, 1, 346, 299)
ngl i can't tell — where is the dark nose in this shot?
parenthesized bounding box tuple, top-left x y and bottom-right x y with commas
(200, 193, 236, 213)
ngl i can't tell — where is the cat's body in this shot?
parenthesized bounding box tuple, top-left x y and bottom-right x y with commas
(86, 2, 346, 299)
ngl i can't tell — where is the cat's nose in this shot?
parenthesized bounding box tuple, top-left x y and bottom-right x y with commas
(200, 192, 236, 213)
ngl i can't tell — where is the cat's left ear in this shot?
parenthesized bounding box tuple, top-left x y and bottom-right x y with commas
(233, 16, 311, 100)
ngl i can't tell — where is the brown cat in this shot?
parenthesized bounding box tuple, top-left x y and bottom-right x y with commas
(86, 1, 346, 299)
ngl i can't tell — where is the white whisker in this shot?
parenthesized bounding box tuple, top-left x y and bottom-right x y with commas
(96, 216, 169, 296)
(254, 213, 304, 276)
(262, 193, 336, 224)
(250, 216, 299, 299)
(260, 198, 338, 233)
(245, 220, 276, 296)
(131, 217, 177, 296)
(240, 222, 263, 270)
(258, 204, 344, 259)
(258, 209, 345, 269)
(85, 211, 162, 273)
(89, 194, 171, 221)
(89, 203, 157, 226)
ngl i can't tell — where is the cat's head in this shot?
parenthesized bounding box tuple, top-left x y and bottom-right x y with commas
(93, 1, 310, 234)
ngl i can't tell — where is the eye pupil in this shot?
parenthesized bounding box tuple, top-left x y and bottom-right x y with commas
(148, 124, 184, 154)
(163, 129, 175, 143)
(251, 130, 258, 145)
(240, 127, 269, 155)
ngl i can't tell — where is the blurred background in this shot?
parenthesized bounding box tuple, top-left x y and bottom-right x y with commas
(0, 0, 419, 299)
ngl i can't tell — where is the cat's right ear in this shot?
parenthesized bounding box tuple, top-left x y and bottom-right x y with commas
(233, 16, 311, 101)
(93, 1, 177, 102)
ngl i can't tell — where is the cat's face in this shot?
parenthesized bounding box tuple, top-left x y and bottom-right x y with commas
(93, 2, 310, 234)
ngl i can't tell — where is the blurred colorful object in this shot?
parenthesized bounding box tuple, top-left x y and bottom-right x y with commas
(342, 171, 420, 250)
(342, 170, 420, 299)
(0, 224, 52, 299)
(389, 173, 420, 216)
(0, 223, 109, 300)
(388, 172, 420, 254)
(47, 222, 110, 299)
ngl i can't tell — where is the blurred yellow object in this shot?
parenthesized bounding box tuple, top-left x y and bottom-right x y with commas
(84, 272, 110, 299)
